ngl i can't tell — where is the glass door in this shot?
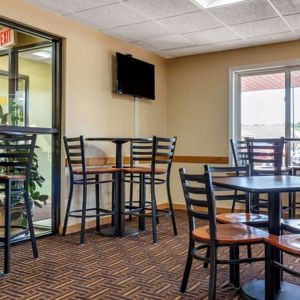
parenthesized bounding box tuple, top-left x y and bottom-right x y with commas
(0, 20, 61, 236)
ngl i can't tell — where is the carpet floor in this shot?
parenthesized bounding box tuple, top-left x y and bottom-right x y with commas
(0, 211, 299, 299)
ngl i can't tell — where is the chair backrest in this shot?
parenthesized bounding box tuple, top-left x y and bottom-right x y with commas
(230, 139, 248, 167)
(179, 168, 217, 243)
(0, 133, 37, 179)
(204, 164, 249, 201)
(63, 136, 86, 177)
(245, 137, 284, 175)
(130, 136, 177, 175)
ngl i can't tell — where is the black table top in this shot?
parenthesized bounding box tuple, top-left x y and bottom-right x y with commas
(213, 175, 300, 193)
(86, 137, 151, 142)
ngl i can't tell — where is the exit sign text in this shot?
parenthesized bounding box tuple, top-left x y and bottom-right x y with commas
(0, 28, 15, 47)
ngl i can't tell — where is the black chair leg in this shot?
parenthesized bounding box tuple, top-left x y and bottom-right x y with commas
(62, 181, 74, 236)
(80, 182, 87, 244)
(229, 246, 240, 288)
(151, 182, 157, 243)
(128, 174, 134, 221)
(208, 247, 217, 300)
(180, 246, 194, 293)
(247, 244, 252, 262)
(24, 181, 38, 259)
(111, 175, 115, 227)
(95, 174, 100, 232)
(203, 246, 210, 269)
(138, 174, 146, 231)
(4, 180, 11, 274)
(167, 178, 177, 236)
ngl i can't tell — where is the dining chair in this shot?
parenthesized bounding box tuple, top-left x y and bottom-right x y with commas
(204, 164, 268, 227)
(62, 136, 119, 244)
(179, 168, 267, 299)
(122, 136, 177, 243)
(245, 137, 294, 216)
(264, 234, 300, 299)
(0, 133, 38, 275)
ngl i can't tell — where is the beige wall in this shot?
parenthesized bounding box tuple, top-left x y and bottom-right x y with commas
(167, 41, 300, 206)
(1, 0, 168, 225)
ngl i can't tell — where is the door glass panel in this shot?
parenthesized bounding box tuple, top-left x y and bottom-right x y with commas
(290, 70, 300, 165)
(240, 72, 285, 138)
(18, 46, 52, 128)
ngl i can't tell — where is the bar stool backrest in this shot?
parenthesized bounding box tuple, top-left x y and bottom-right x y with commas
(131, 136, 177, 176)
(230, 139, 248, 167)
(63, 136, 86, 178)
(0, 133, 37, 179)
(245, 137, 284, 175)
(179, 168, 217, 244)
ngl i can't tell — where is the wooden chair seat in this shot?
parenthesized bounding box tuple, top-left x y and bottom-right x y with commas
(216, 212, 268, 225)
(72, 167, 120, 175)
(192, 223, 268, 244)
(281, 219, 300, 233)
(265, 234, 300, 256)
(121, 166, 166, 174)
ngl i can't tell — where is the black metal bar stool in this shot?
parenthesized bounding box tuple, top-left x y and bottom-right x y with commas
(63, 135, 119, 244)
(0, 133, 38, 275)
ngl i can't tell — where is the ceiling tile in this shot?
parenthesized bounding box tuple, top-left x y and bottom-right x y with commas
(231, 17, 291, 38)
(247, 31, 299, 45)
(208, 0, 278, 25)
(211, 39, 251, 51)
(124, 0, 201, 20)
(184, 27, 240, 44)
(102, 21, 173, 43)
(284, 14, 300, 30)
(158, 10, 223, 34)
(68, 3, 149, 30)
(42, 0, 118, 14)
(26, 0, 72, 15)
(270, 0, 300, 16)
(157, 45, 215, 58)
(131, 41, 159, 52)
(141, 34, 196, 51)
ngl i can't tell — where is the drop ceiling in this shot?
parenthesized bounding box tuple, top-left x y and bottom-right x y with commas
(25, 0, 300, 58)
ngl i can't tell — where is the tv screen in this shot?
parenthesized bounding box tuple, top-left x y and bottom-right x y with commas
(116, 52, 155, 100)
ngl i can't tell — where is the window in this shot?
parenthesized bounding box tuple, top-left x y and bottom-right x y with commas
(230, 64, 300, 164)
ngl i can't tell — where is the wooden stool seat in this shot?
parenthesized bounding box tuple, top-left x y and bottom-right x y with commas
(192, 223, 268, 244)
(73, 167, 120, 175)
(282, 219, 300, 233)
(265, 234, 300, 256)
(121, 166, 166, 174)
(216, 212, 268, 225)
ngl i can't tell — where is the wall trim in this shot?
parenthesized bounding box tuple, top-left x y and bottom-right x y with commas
(65, 155, 229, 167)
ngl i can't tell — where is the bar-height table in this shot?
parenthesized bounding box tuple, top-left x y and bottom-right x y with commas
(86, 137, 151, 237)
(213, 175, 300, 300)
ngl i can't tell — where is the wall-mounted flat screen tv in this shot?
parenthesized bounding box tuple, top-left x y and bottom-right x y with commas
(115, 52, 155, 100)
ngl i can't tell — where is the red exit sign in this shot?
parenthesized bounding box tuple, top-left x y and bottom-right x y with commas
(0, 28, 15, 47)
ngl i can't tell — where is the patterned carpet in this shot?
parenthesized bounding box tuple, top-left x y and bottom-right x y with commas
(0, 211, 299, 299)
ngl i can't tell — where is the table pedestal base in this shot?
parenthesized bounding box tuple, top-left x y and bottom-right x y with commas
(241, 280, 300, 300)
(97, 226, 140, 237)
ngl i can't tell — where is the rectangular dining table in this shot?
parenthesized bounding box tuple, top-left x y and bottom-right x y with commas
(213, 175, 300, 300)
(85, 137, 151, 237)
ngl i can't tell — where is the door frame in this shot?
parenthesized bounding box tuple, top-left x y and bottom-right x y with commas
(0, 18, 62, 234)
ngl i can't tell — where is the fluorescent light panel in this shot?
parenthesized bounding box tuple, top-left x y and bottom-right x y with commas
(32, 51, 52, 59)
(192, 0, 246, 8)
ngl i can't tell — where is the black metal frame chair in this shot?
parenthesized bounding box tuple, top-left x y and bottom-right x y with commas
(0, 133, 38, 275)
(63, 136, 119, 244)
(265, 234, 300, 299)
(179, 168, 266, 299)
(122, 136, 177, 243)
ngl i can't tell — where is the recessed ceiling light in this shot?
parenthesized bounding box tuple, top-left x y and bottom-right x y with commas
(32, 51, 52, 59)
(192, 0, 246, 8)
